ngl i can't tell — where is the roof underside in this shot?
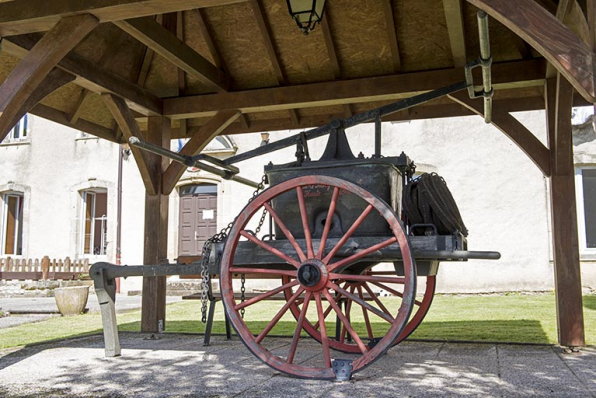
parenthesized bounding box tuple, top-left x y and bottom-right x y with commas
(0, 0, 591, 142)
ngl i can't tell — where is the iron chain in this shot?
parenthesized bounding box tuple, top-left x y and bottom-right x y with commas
(200, 174, 268, 323)
(240, 273, 246, 318)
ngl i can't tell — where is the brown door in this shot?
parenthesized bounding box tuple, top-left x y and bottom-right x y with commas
(178, 184, 218, 256)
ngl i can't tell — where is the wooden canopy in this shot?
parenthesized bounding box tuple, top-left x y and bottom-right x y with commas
(0, 0, 592, 347)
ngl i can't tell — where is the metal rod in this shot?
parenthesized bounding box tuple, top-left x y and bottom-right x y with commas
(128, 137, 260, 188)
(374, 113, 381, 158)
(477, 11, 493, 123)
(223, 80, 470, 165)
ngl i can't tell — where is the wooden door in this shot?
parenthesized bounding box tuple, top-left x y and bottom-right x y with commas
(178, 184, 217, 256)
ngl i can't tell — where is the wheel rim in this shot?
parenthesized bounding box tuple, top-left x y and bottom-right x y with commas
(283, 273, 436, 354)
(220, 175, 416, 379)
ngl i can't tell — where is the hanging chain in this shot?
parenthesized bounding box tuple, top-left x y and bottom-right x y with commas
(200, 174, 268, 323)
(240, 273, 246, 318)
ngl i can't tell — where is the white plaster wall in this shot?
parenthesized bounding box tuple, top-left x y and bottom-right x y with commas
(2, 112, 593, 294)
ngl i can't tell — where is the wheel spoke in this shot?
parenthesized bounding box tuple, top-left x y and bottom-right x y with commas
(256, 287, 305, 344)
(314, 293, 332, 368)
(323, 204, 374, 264)
(296, 186, 314, 258)
(357, 285, 374, 339)
(313, 285, 345, 330)
(369, 281, 423, 306)
(322, 288, 368, 354)
(329, 281, 394, 324)
(230, 267, 296, 278)
(317, 187, 340, 260)
(287, 291, 312, 364)
(361, 282, 393, 318)
(235, 280, 300, 310)
(263, 202, 307, 262)
(329, 273, 405, 284)
(239, 231, 300, 268)
(340, 286, 355, 344)
(327, 236, 397, 272)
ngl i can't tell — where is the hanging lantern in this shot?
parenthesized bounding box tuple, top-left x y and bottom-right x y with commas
(286, 0, 327, 35)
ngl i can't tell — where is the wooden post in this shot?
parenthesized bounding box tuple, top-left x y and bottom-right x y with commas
(141, 116, 171, 333)
(545, 74, 585, 347)
(41, 255, 50, 280)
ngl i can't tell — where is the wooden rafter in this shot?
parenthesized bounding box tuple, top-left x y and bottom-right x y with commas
(164, 59, 547, 119)
(162, 109, 240, 194)
(320, 14, 351, 118)
(0, 14, 98, 142)
(188, 95, 590, 138)
(443, 0, 467, 67)
(448, 91, 551, 176)
(2, 69, 76, 140)
(250, 0, 300, 126)
(3, 35, 162, 115)
(102, 93, 159, 195)
(383, 0, 401, 72)
(69, 30, 128, 124)
(114, 17, 229, 92)
(0, 0, 246, 36)
(467, 0, 596, 102)
(195, 9, 227, 71)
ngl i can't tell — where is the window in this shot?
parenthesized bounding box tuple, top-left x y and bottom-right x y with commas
(80, 190, 108, 256)
(2, 115, 29, 143)
(2, 193, 23, 255)
(576, 167, 596, 252)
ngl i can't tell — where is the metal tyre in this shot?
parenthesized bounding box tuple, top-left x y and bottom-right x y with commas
(220, 175, 416, 380)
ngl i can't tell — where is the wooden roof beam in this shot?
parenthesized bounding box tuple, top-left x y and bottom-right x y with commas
(0, 0, 247, 36)
(383, 0, 401, 72)
(0, 14, 98, 142)
(115, 17, 229, 92)
(250, 0, 300, 126)
(164, 59, 547, 119)
(320, 14, 351, 117)
(3, 34, 163, 116)
(443, 0, 467, 67)
(467, 0, 596, 102)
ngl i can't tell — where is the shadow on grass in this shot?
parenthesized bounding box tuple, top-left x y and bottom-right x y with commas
(583, 295, 596, 311)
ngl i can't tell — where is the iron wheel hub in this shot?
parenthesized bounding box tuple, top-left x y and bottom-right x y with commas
(297, 259, 328, 291)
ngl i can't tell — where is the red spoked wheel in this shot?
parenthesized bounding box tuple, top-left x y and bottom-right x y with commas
(283, 272, 436, 354)
(220, 175, 416, 380)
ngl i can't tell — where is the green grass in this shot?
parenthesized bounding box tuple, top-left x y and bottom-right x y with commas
(0, 293, 594, 350)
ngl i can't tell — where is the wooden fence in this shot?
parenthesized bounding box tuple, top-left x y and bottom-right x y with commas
(0, 256, 90, 280)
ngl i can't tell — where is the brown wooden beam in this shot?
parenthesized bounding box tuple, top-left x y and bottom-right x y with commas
(114, 17, 229, 92)
(102, 93, 159, 194)
(382, 0, 401, 72)
(467, 0, 596, 102)
(448, 91, 551, 176)
(545, 74, 585, 347)
(0, 0, 246, 36)
(0, 14, 98, 142)
(162, 109, 240, 194)
(68, 30, 128, 124)
(1, 69, 76, 140)
(31, 103, 118, 142)
(141, 115, 170, 333)
(3, 35, 163, 116)
(443, 0, 467, 67)
(178, 95, 567, 138)
(164, 59, 547, 119)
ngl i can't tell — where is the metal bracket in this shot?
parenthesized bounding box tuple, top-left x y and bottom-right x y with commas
(332, 359, 353, 381)
(464, 11, 493, 123)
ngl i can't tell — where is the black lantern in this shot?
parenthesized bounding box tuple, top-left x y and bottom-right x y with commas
(286, 0, 327, 35)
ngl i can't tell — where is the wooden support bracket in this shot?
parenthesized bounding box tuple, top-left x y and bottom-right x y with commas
(162, 109, 241, 195)
(448, 91, 551, 176)
(102, 93, 159, 195)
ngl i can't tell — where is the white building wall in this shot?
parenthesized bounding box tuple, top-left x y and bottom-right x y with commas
(1, 112, 594, 294)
